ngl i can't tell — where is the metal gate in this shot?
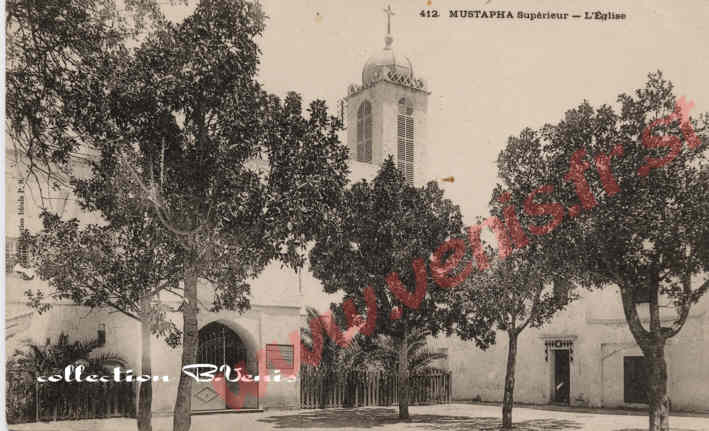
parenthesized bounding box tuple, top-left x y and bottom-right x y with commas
(191, 322, 258, 411)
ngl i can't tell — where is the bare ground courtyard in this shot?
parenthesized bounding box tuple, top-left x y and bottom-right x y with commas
(6, 403, 709, 431)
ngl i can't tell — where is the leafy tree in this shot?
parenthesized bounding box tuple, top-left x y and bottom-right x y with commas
(5, 0, 168, 193)
(309, 158, 469, 419)
(453, 246, 573, 429)
(26, 207, 182, 431)
(70, 2, 349, 429)
(7, 2, 173, 429)
(9, 2, 349, 431)
(492, 72, 709, 431)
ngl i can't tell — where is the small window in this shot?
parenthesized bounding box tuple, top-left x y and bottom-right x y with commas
(266, 344, 294, 370)
(97, 323, 106, 347)
(624, 356, 648, 404)
(398, 98, 414, 116)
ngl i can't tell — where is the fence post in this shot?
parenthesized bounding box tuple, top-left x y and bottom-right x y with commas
(35, 379, 39, 423)
(354, 372, 359, 407)
(298, 368, 452, 409)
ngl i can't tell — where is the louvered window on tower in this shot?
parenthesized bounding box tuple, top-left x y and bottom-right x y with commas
(397, 98, 414, 185)
(357, 100, 372, 163)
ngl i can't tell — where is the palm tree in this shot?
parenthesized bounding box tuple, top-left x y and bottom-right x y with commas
(301, 307, 349, 408)
(336, 328, 448, 407)
(7, 333, 127, 423)
(301, 310, 448, 375)
(300, 307, 448, 408)
(300, 307, 346, 370)
(337, 335, 371, 371)
(368, 328, 448, 375)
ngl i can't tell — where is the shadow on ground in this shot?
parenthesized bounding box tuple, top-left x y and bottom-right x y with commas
(614, 429, 698, 431)
(258, 408, 583, 430)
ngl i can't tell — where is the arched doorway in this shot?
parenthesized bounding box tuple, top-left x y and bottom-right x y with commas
(197, 322, 248, 369)
(191, 322, 258, 411)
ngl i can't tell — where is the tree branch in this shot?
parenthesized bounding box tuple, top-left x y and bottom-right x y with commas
(518, 281, 543, 333)
(619, 282, 651, 344)
(661, 273, 694, 339)
(118, 150, 202, 240)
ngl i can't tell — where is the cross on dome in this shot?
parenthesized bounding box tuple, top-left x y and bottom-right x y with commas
(383, 5, 395, 48)
(383, 5, 395, 35)
(357, 4, 426, 91)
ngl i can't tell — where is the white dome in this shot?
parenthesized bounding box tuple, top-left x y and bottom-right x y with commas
(361, 36, 413, 86)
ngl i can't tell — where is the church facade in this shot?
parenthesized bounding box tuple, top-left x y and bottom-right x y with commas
(332, 11, 709, 413)
(4, 11, 432, 415)
(5, 6, 709, 418)
(5, 159, 305, 411)
(428, 287, 709, 412)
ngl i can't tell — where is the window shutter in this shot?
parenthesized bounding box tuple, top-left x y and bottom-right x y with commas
(357, 101, 372, 163)
(406, 116, 414, 185)
(266, 344, 294, 370)
(397, 110, 415, 185)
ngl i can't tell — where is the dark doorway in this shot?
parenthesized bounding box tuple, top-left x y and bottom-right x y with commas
(624, 356, 649, 404)
(191, 322, 258, 411)
(553, 349, 570, 404)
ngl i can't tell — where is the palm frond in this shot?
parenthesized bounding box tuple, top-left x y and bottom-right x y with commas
(8, 332, 127, 376)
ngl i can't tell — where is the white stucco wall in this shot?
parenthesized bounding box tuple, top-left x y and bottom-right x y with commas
(430, 287, 709, 413)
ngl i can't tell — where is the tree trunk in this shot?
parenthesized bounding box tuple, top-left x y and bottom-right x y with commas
(644, 341, 670, 431)
(618, 275, 671, 431)
(502, 331, 518, 429)
(173, 266, 199, 431)
(398, 325, 409, 420)
(137, 298, 153, 431)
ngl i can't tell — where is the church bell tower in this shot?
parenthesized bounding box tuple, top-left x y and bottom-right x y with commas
(344, 5, 430, 186)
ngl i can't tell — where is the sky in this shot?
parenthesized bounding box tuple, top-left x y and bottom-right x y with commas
(2, 0, 707, 342)
(157, 0, 709, 310)
(163, 0, 709, 226)
(7, 1, 702, 312)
